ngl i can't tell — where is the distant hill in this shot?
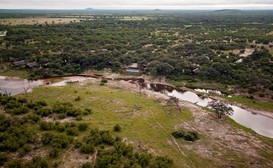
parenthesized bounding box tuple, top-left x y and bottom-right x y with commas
(85, 7, 94, 11)
(213, 9, 243, 14)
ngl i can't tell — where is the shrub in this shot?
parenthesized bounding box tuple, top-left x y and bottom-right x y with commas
(75, 96, 81, 101)
(100, 79, 108, 86)
(36, 100, 47, 107)
(49, 148, 60, 159)
(66, 127, 79, 136)
(39, 121, 55, 131)
(78, 123, 88, 131)
(42, 133, 69, 149)
(26, 102, 44, 110)
(171, 130, 185, 138)
(82, 162, 93, 168)
(80, 143, 95, 154)
(113, 124, 121, 132)
(135, 152, 152, 167)
(83, 108, 92, 115)
(0, 153, 8, 166)
(18, 144, 31, 156)
(5, 100, 20, 110)
(57, 113, 67, 119)
(27, 157, 49, 168)
(56, 124, 65, 132)
(151, 156, 173, 168)
(18, 98, 27, 104)
(12, 107, 29, 115)
(171, 130, 199, 141)
(53, 102, 73, 114)
(28, 114, 41, 122)
(36, 108, 52, 117)
(7, 160, 25, 168)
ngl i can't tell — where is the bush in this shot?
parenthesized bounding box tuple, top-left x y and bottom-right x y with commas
(80, 143, 95, 154)
(18, 98, 27, 104)
(28, 114, 41, 122)
(75, 96, 81, 101)
(49, 148, 60, 159)
(26, 101, 45, 110)
(83, 108, 93, 115)
(0, 152, 8, 166)
(7, 160, 25, 168)
(151, 156, 173, 168)
(27, 157, 49, 168)
(12, 107, 29, 115)
(100, 79, 108, 86)
(171, 130, 199, 141)
(56, 124, 65, 132)
(4, 99, 20, 110)
(0, 126, 34, 152)
(78, 123, 88, 131)
(36, 108, 52, 117)
(171, 130, 185, 138)
(113, 124, 121, 132)
(82, 162, 93, 168)
(36, 100, 47, 107)
(40, 121, 55, 131)
(42, 133, 69, 149)
(66, 127, 79, 136)
(18, 144, 31, 156)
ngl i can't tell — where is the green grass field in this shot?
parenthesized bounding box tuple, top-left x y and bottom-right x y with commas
(226, 96, 273, 113)
(22, 83, 206, 167)
(18, 82, 273, 167)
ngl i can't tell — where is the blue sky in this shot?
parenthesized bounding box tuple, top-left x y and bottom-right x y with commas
(0, 0, 273, 9)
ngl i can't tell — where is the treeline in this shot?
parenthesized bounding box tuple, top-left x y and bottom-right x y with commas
(0, 13, 273, 91)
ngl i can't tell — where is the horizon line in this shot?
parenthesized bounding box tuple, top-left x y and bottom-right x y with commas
(1, 4, 273, 10)
(1, 8, 273, 11)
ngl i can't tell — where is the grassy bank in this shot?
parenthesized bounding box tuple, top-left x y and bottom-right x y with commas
(21, 83, 212, 167)
(226, 95, 273, 113)
(17, 81, 256, 167)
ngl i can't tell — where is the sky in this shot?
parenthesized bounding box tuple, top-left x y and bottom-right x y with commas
(0, 0, 273, 10)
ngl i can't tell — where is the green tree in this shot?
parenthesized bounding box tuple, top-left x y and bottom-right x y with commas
(207, 100, 233, 119)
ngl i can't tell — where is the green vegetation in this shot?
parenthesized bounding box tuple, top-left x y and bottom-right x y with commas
(114, 124, 121, 132)
(171, 130, 199, 141)
(0, 10, 273, 167)
(0, 11, 273, 94)
(226, 95, 273, 113)
(8, 82, 270, 167)
(207, 100, 234, 118)
(0, 91, 173, 167)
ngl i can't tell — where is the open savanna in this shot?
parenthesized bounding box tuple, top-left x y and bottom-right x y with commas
(19, 80, 273, 168)
(0, 17, 81, 25)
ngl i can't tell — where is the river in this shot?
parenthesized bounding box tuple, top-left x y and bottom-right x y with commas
(144, 83, 273, 138)
(0, 76, 272, 138)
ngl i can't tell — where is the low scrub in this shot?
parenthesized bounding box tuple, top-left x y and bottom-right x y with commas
(171, 130, 199, 141)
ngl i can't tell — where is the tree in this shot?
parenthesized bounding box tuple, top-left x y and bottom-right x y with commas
(207, 100, 233, 119)
(167, 96, 181, 113)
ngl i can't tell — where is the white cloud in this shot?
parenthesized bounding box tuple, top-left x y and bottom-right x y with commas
(0, 0, 273, 9)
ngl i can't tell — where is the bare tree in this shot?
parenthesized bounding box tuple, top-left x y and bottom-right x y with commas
(0, 87, 9, 96)
(167, 96, 181, 113)
(207, 100, 233, 119)
(23, 80, 32, 94)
